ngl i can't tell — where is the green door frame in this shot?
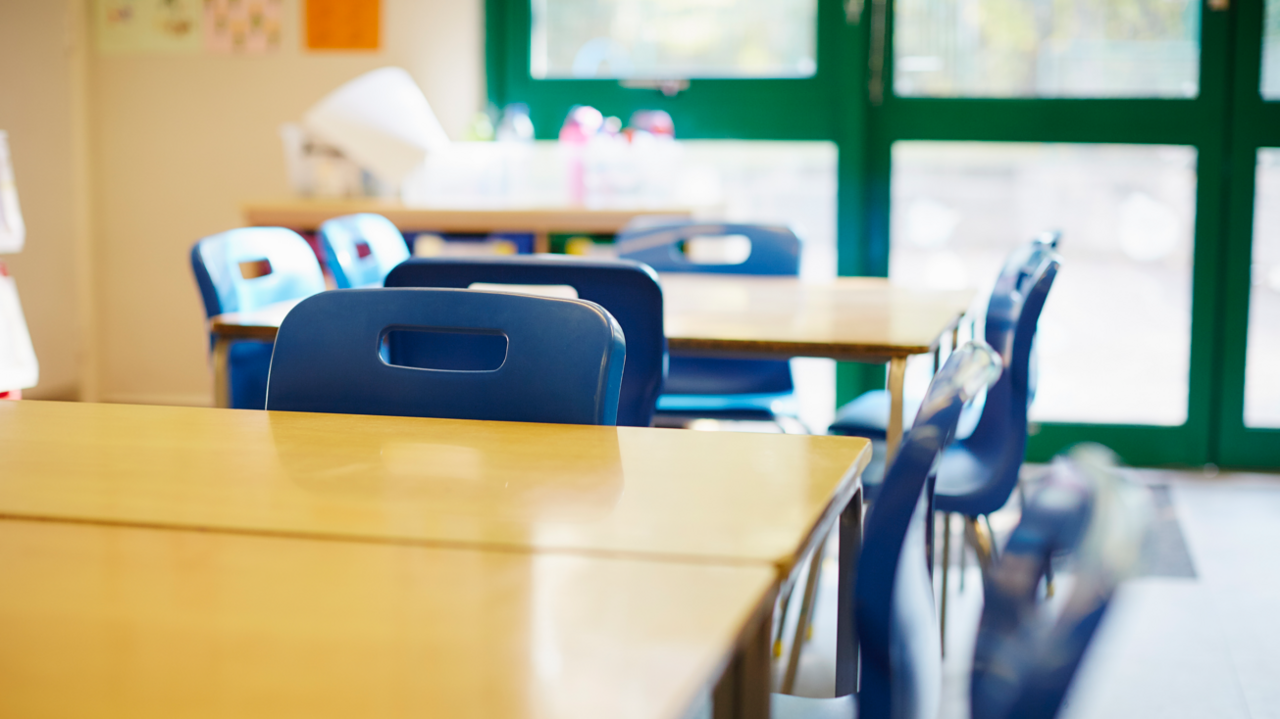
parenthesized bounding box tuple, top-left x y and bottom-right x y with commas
(860, 0, 1235, 467)
(485, 0, 855, 142)
(486, 0, 1272, 469)
(1218, 0, 1280, 467)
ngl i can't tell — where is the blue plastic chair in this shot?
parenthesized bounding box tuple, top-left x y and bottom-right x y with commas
(833, 240, 1061, 525)
(265, 288, 626, 425)
(971, 444, 1150, 719)
(190, 227, 326, 409)
(830, 235, 1060, 440)
(318, 213, 411, 289)
(615, 221, 801, 421)
(772, 341, 1002, 719)
(384, 255, 665, 427)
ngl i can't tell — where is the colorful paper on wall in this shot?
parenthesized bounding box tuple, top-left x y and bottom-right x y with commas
(306, 0, 380, 50)
(0, 265, 38, 392)
(93, 0, 202, 55)
(205, 0, 283, 54)
(0, 132, 24, 255)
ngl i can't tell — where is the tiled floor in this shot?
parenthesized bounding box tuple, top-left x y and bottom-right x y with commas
(774, 467, 1280, 719)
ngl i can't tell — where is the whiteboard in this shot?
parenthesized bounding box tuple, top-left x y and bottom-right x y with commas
(0, 268, 38, 391)
(0, 131, 25, 254)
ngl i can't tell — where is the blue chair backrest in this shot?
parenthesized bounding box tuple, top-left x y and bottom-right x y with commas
(616, 221, 799, 397)
(615, 222, 801, 276)
(265, 288, 626, 425)
(190, 227, 326, 317)
(971, 445, 1150, 719)
(384, 256, 665, 427)
(856, 341, 1003, 719)
(318, 213, 411, 289)
(960, 242, 1062, 504)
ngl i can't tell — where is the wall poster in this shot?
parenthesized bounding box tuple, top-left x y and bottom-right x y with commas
(306, 0, 380, 51)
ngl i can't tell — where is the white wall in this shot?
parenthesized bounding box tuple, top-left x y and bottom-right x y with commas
(0, 0, 91, 400)
(1, 0, 483, 405)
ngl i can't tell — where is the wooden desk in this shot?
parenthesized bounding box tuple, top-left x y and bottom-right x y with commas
(662, 275, 972, 455)
(209, 275, 972, 455)
(243, 200, 693, 253)
(0, 400, 868, 708)
(0, 401, 866, 577)
(0, 517, 775, 719)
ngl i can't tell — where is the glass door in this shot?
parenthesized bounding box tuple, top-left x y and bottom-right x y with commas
(1217, 0, 1280, 467)
(857, 0, 1233, 466)
(486, 0, 860, 141)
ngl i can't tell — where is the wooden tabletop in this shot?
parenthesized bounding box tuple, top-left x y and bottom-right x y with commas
(243, 199, 693, 234)
(661, 275, 973, 361)
(0, 401, 869, 576)
(0, 517, 774, 719)
(210, 275, 973, 362)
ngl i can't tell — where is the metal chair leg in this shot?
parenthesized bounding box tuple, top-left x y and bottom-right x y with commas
(939, 512, 952, 656)
(983, 514, 1000, 562)
(781, 536, 827, 694)
(964, 516, 995, 573)
(772, 578, 798, 660)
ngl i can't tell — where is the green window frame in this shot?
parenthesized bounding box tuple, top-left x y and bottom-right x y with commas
(486, 0, 1280, 469)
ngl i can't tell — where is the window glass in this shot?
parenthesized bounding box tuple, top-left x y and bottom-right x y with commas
(894, 0, 1200, 98)
(1263, 0, 1280, 99)
(1245, 149, 1280, 428)
(530, 0, 817, 79)
(891, 142, 1196, 426)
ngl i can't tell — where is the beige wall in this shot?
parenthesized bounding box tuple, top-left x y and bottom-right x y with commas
(93, 0, 484, 405)
(0, 0, 91, 400)
(1, 0, 483, 405)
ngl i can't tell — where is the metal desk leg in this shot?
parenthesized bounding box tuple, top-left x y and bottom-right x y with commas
(885, 356, 908, 461)
(212, 335, 232, 409)
(835, 487, 864, 697)
(714, 598, 774, 719)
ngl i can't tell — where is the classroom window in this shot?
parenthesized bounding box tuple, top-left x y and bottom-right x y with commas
(1264, 0, 1280, 99)
(1244, 149, 1280, 428)
(893, 0, 1201, 98)
(889, 141, 1196, 426)
(529, 0, 818, 79)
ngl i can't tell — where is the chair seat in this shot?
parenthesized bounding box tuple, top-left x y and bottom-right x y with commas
(827, 389, 924, 439)
(771, 693, 856, 719)
(932, 443, 1005, 516)
(655, 391, 798, 420)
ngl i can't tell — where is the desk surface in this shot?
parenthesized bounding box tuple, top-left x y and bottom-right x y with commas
(210, 275, 973, 361)
(660, 275, 973, 360)
(0, 401, 868, 575)
(243, 199, 693, 234)
(0, 517, 773, 719)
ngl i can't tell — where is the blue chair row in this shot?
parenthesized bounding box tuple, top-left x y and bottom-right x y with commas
(832, 237, 1062, 551)
(778, 343, 1146, 719)
(193, 216, 799, 425)
(774, 340, 1003, 719)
